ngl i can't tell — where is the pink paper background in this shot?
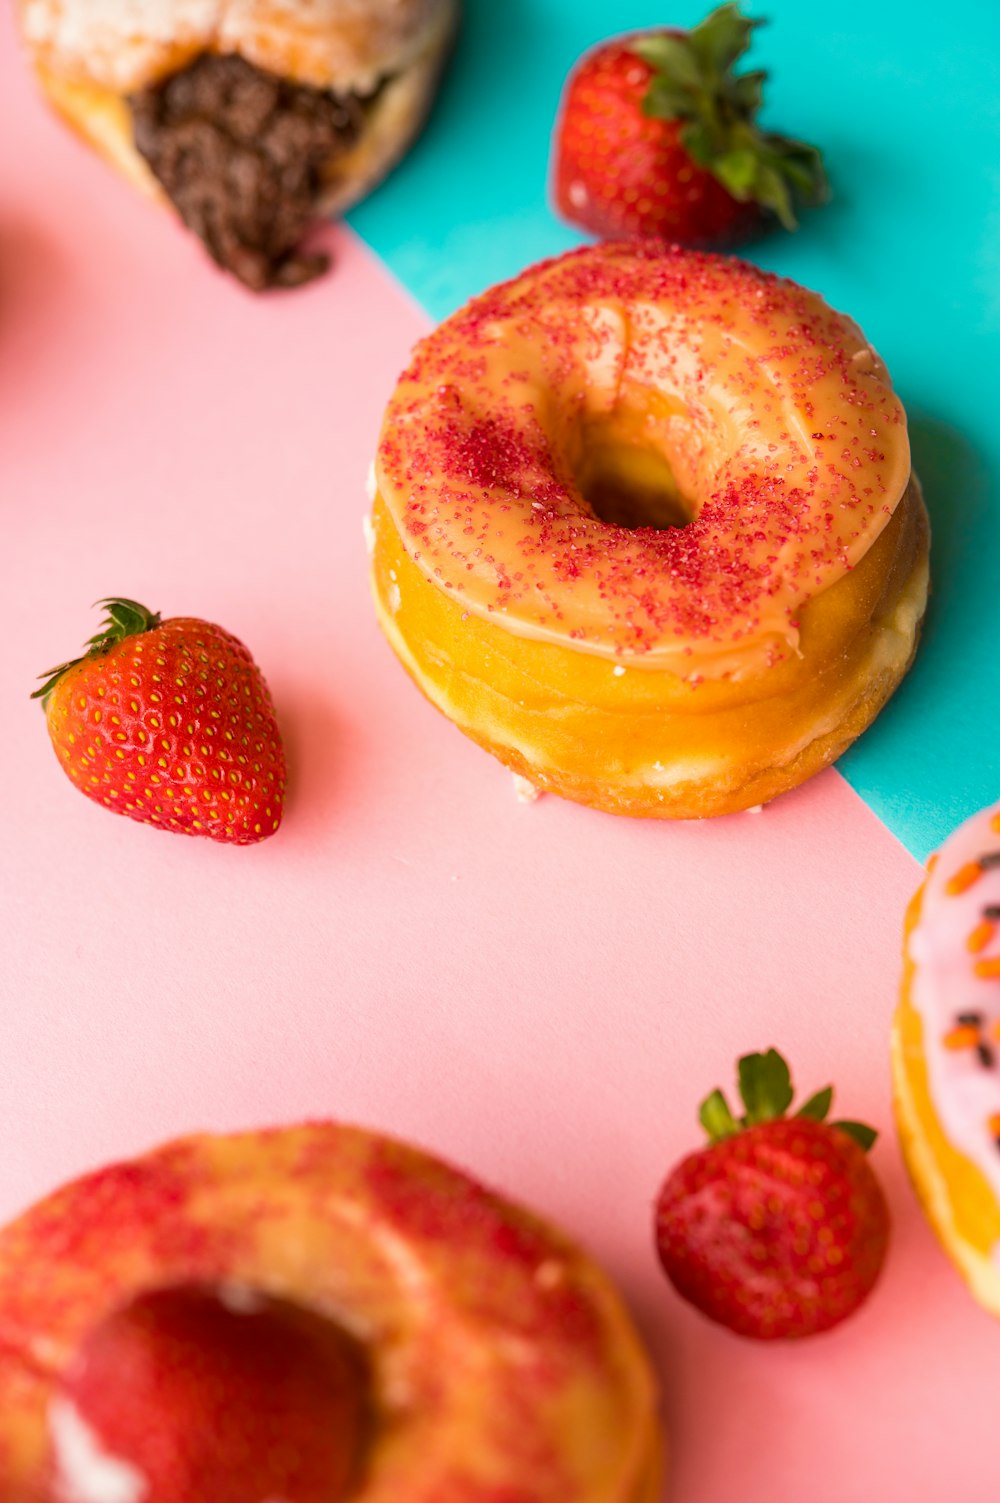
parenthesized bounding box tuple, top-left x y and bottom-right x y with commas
(1, 17, 997, 1499)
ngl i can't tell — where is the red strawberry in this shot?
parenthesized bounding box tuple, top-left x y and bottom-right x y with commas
(654, 1049, 889, 1338)
(553, 3, 828, 248)
(34, 598, 286, 844)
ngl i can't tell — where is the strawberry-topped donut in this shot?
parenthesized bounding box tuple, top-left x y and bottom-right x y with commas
(0, 1122, 661, 1502)
(894, 800, 1000, 1317)
(370, 242, 928, 817)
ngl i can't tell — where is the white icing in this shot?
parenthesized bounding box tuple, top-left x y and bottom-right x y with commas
(511, 773, 540, 804)
(909, 800, 1000, 1205)
(49, 1398, 148, 1503)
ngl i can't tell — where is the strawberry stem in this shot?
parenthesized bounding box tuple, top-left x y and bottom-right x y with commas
(633, 2, 828, 231)
(32, 598, 161, 705)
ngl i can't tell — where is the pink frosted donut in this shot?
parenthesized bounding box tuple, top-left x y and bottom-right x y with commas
(894, 799, 1000, 1315)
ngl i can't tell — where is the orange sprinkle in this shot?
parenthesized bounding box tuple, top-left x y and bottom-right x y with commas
(992, 813, 1000, 836)
(943, 1024, 981, 1052)
(988, 1113, 1000, 1139)
(946, 862, 983, 896)
(990, 1020, 1000, 1042)
(926, 853, 939, 875)
(974, 957, 1000, 980)
(967, 920, 996, 954)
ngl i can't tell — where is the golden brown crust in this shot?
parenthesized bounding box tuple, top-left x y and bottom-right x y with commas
(17, 0, 455, 94)
(33, 64, 165, 201)
(317, 12, 455, 217)
(370, 479, 929, 819)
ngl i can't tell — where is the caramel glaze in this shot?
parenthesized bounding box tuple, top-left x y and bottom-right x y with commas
(371, 244, 927, 817)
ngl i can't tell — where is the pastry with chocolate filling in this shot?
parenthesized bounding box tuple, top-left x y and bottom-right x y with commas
(17, 0, 458, 289)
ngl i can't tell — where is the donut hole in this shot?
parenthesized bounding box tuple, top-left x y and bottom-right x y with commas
(573, 416, 696, 531)
(47, 1281, 370, 1503)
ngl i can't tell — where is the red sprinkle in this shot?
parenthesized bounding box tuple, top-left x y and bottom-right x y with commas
(377, 243, 910, 660)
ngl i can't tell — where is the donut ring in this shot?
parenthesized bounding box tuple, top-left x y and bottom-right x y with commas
(371, 243, 929, 818)
(0, 1122, 662, 1500)
(893, 800, 1000, 1317)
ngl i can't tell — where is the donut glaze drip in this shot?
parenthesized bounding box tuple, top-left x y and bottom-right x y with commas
(376, 243, 910, 678)
(908, 803, 1000, 1218)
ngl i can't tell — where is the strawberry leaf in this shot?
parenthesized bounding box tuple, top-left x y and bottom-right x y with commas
(699, 1088, 741, 1143)
(678, 119, 718, 167)
(730, 68, 766, 112)
(632, 2, 828, 231)
(687, 2, 757, 74)
(642, 80, 700, 121)
(711, 146, 760, 197)
(796, 1086, 833, 1122)
(751, 160, 796, 229)
(699, 1052, 877, 1151)
(32, 598, 162, 705)
(633, 35, 704, 91)
(737, 1049, 794, 1124)
(831, 1120, 878, 1152)
(101, 598, 153, 639)
(772, 139, 828, 202)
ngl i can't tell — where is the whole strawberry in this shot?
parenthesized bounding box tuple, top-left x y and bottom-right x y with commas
(553, 3, 828, 247)
(34, 598, 285, 844)
(654, 1049, 889, 1338)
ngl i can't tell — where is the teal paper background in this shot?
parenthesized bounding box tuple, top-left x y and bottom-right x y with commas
(349, 0, 1000, 861)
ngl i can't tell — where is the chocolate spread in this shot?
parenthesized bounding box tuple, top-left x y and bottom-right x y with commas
(131, 54, 363, 291)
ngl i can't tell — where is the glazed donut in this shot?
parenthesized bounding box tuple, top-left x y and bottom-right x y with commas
(893, 800, 1000, 1317)
(0, 1122, 662, 1500)
(370, 242, 928, 819)
(17, 0, 457, 288)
